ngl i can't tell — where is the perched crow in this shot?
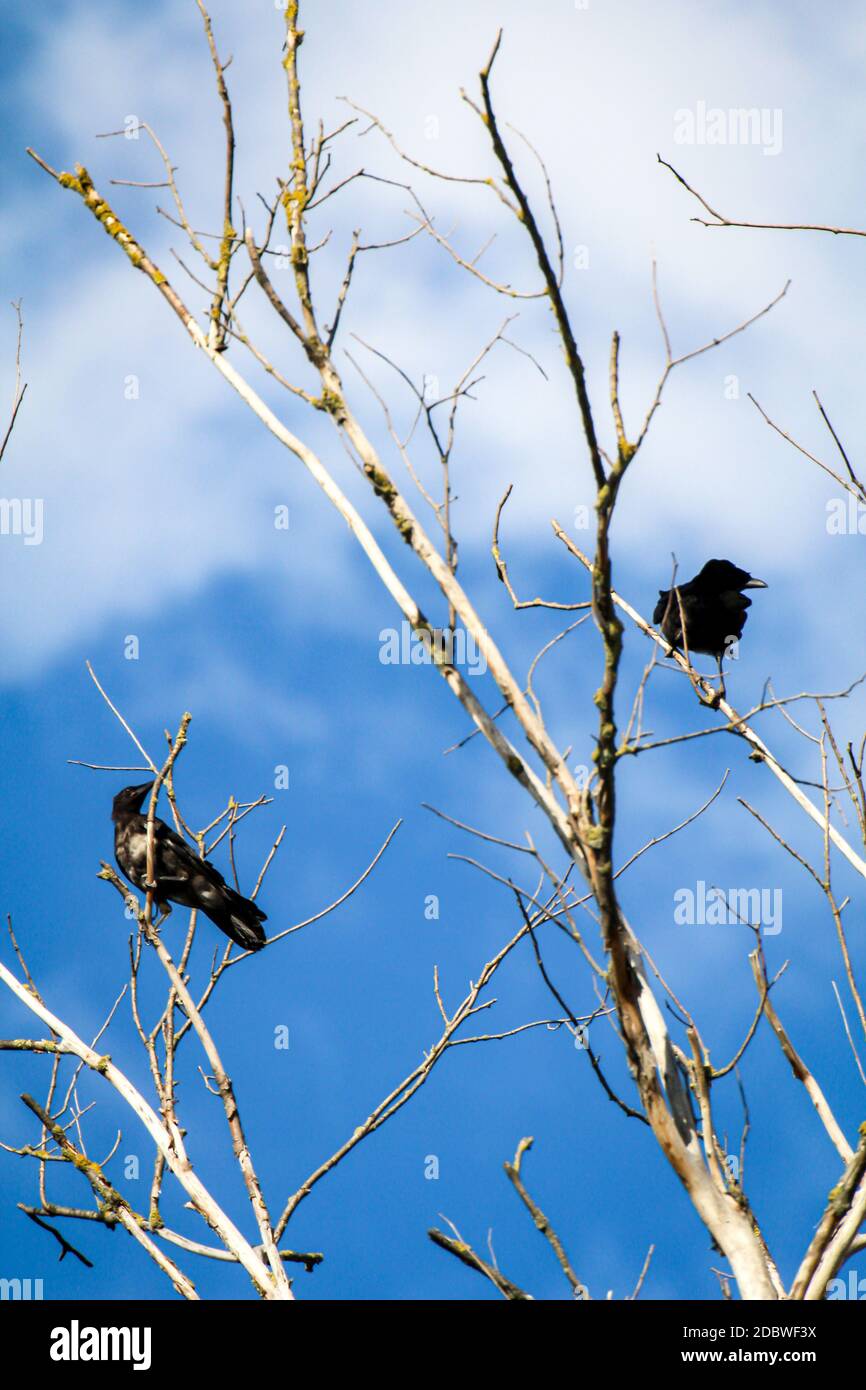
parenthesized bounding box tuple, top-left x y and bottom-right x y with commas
(653, 559, 767, 687)
(112, 782, 267, 951)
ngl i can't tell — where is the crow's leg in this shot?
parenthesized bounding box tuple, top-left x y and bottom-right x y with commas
(141, 883, 172, 918)
(699, 656, 725, 709)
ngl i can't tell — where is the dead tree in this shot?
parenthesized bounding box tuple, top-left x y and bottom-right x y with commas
(3, 1, 865, 1299)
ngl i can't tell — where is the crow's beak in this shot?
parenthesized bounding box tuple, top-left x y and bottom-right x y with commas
(133, 780, 155, 798)
(744, 577, 767, 589)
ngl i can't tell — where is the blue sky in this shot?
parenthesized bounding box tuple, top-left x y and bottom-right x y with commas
(1, 0, 866, 1300)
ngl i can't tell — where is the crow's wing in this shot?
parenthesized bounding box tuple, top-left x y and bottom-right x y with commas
(153, 819, 230, 890)
(718, 589, 752, 641)
(154, 818, 265, 912)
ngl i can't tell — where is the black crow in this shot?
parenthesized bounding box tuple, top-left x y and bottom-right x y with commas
(112, 782, 267, 951)
(653, 559, 767, 691)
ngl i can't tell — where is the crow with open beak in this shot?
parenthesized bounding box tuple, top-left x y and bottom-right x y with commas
(653, 559, 767, 696)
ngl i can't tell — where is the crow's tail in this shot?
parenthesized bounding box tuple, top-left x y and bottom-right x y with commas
(208, 887, 268, 952)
